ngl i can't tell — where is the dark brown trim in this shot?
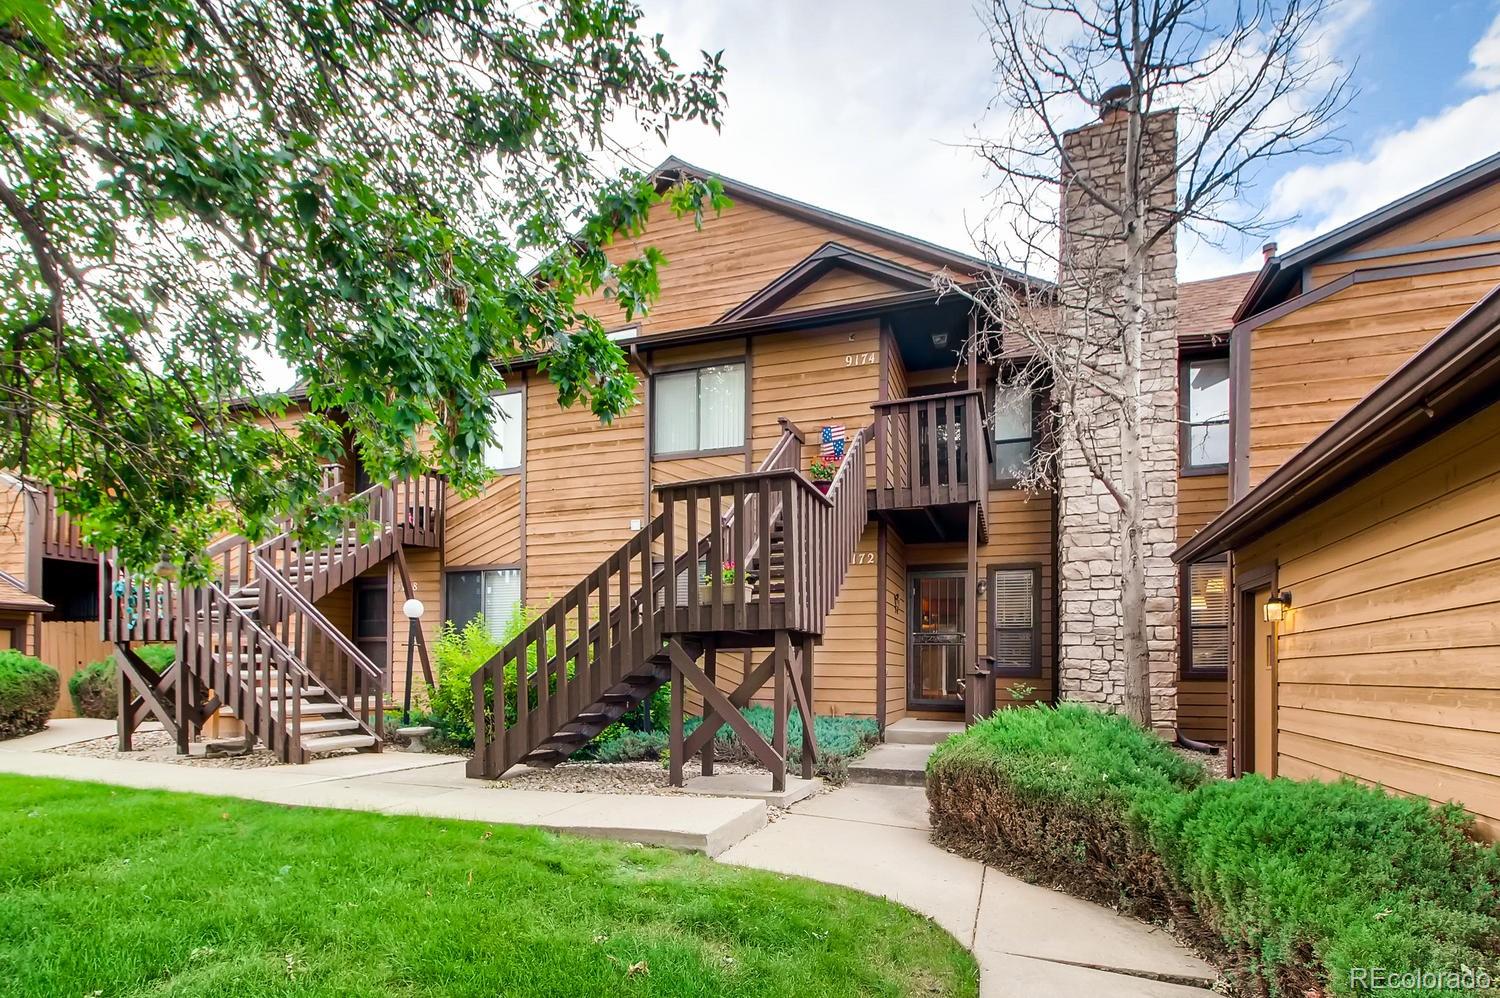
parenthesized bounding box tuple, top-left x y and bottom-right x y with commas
(1229, 561, 1277, 778)
(1326, 231, 1500, 265)
(518, 370, 528, 604)
(1179, 556, 1229, 681)
(718, 242, 935, 323)
(1234, 249, 1500, 338)
(983, 563, 1044, 680)
(1177, 282, 1500, 564)
(1178, 355, 1230, 477)
(742, 337, 754, 472)
(1229, 322, 1252, 500)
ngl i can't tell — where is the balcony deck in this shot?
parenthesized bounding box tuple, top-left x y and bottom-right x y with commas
(868, 389, 990, 543)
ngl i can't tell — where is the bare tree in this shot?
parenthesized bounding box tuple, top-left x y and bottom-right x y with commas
(944, 0, 1353, 726)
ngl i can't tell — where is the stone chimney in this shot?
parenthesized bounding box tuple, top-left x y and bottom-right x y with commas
(1054, 103, 1181, 730)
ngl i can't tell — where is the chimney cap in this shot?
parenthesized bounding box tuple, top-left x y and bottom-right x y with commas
(1261, 241, 1278, 261)
(1099, 83, 1133, 111)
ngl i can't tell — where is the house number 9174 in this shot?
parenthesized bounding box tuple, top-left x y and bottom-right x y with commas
(844, 352, 877, 367)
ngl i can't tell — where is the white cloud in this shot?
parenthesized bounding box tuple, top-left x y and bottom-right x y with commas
(1252, 7, 1500, 268)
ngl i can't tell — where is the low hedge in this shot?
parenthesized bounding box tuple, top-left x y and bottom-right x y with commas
(69, 645, 174, 721)
(927, 704, 1500, 997)
(0, 651, 59, 739)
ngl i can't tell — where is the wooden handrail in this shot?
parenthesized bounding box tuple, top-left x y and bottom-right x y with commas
(252, 554, 382, 684)
(872, 387, 984, 409)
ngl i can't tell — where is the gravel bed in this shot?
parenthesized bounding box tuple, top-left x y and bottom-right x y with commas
(1173, 744, 1228, 780)
(46, 729, 284, 769)
(495, 760, 794, 819)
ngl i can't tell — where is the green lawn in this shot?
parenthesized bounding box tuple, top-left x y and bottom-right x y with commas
(0, 775, 976, 997)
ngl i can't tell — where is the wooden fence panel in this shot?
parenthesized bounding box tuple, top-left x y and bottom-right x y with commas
(40, 620, 115, 718)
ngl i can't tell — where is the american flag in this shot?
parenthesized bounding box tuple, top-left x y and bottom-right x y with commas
(820, 424, 847, 461)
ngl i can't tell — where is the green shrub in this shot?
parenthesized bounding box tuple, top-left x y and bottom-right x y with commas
(590, 729, 669, 763)
(0, 650, 59, 739)
(927, 704, 1500, 997)
(136, 644, 175, 671)
(683, 705, 878, 783)
(68, 659, 117, 719)
(423, 608, 557, 749)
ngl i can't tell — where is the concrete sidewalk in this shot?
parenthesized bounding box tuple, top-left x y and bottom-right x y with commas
(0, 720, 765, 856)
(722, 783, 1219, 998)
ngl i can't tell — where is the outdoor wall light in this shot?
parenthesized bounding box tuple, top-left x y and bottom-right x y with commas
(1262, 591, 1292, 623)
(929, 329, 951, 349)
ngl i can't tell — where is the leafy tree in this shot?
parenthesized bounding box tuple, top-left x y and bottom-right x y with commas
(0, 0, 726, 577)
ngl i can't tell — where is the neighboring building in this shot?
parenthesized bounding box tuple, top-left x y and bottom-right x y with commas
(1177, 152, 1500, 839)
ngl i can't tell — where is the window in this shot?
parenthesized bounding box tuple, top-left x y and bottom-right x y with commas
(652, 362, 746, 456)
(988, 566, 1041, 678)
(483, 392, 523, 472)
(1183, 558, 1229, 677)
(1182, 358, 1230, 471)
(991, 380, 1036, 485)
(445, 568, 522, 640)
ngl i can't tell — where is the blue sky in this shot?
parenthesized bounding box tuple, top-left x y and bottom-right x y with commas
(632, 0, 1500, 281)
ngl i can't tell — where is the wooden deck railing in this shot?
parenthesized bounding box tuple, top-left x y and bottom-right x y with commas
(40, 486, 94, 562)
(871, 389, 990, 513)
(469, 421, 868, 778)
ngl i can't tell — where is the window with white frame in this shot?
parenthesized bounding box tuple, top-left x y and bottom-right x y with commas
(483, 392, 523, 472)
(652, 362, 746, 456)
(445, 568, 522, 639)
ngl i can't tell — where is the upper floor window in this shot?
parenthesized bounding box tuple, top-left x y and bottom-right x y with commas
(991, 380, 1036, 486)
(652, 362, 746, 457)
(1182, 557, 1229, 678)
(1182, 357, 1229, 472)
(484, 391, 523, 472)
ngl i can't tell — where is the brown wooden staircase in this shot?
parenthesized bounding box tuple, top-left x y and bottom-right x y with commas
(468, 422, 873, 790)
(106, 473, 444, 763)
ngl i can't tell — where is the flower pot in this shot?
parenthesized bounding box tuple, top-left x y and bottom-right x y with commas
(814, 480, 832, 494)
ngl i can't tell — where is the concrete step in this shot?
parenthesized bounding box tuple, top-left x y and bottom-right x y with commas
(295, 717, 360, 735)
(302, 733, 377, 754)
(885, 718, 965, 746)
(847, 743, 936, 787)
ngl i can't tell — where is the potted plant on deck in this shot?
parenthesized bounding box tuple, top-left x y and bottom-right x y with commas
(809, 457, 837, 494)
(701, 561, 739, 603)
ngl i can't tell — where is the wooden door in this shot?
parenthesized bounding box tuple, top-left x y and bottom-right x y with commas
(1250, 586, 1277, 776)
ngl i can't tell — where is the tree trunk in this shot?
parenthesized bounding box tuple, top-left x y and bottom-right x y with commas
(1118, 224, 1152, 729)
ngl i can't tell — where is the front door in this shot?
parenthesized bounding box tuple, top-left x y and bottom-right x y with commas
(353, 580, 389, 674)
(909, 571, 966, 710)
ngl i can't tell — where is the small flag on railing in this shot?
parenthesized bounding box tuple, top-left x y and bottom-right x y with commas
(820, 424, 847, 461)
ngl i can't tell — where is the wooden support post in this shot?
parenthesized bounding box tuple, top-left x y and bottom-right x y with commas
(773, 630, 789, 793)
(876, 521, 888, 733)
(669, 653, 685, 788)
(702, 642, 716, 777)
(799, 636, 815, 781)
(394, 547, 434, 687)
(174, 652, 191, 755)
(116, 652, 132, 752)
(966, 501, 980, 725)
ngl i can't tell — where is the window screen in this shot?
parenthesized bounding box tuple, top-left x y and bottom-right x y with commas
(652, 363, 746, 454)
(483, 392, 523, 471)
(1184, 558, 1229, 675)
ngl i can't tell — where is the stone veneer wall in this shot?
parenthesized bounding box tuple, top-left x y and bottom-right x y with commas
(1055, 108, 1181, 728)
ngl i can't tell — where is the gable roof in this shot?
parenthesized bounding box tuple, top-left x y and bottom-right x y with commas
(652, 156, 1041, 288)
(1178, 271, 1255, 348)
(0, 571, 51, 614)
(1176, 278, 1500, 564)
(1236, 150, 1500, 320)
(718, 242, 939, 322)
